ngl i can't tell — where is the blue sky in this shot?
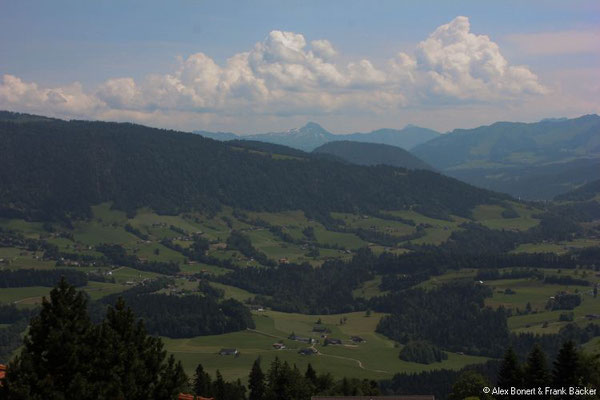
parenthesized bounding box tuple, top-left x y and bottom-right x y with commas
(1, 1, 598, 133)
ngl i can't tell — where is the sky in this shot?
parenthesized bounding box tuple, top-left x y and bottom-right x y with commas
(0, 0, 598, 134)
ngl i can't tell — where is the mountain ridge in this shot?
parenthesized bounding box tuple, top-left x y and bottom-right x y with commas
(412, 114, 600, 199)
(194, 122, 440, 152)
(313, 141, 434, 171)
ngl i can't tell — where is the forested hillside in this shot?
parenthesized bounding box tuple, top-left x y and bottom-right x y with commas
(313, 141, 434, 170)
(555, 179, 600, 201)
(0, 112, 504, 221)
(412, 114, 600, 199)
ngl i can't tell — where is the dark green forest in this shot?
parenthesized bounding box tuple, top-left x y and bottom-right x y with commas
(0, 113, 504, 222)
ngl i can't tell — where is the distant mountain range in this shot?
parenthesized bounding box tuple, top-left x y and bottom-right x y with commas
(413, 114, 600, 200)
(313, 141, 434, 171)
(195, 122, 440, 152)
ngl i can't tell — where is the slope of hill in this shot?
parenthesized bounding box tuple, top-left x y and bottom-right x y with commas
(555, 178, 600, 201)
(342, 125, 440, 150)
(194, 123, 440, 151)
(412, 114, 600, 199)
(0, 112, 505, 221)
(193, 130, 238, 141)
(313, 141, 434, 171)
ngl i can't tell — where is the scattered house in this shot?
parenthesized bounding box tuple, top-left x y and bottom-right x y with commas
(350, 336, 365, 343)
(272, 342, 286, 350)
(249, 305, 266, 312)
(312, 326, 330, 333)
(298, 347, 317, 356)
(219, 348, 239, 356)
(289, 334, 316, 344)
(324, 338, 342, 345)
(278, 258, 290, 264)
(586, 314, 600, 320)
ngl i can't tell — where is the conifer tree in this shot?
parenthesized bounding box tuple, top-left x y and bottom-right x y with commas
(194, 363, 213, 397)
(1, 279, 187, 400)
(249, 358, 266, 400)
(523, 344, 550, 398)
(1, 278, 92, 399)
(305, 363, 317, 386)
(552, 341, 582, 390)
(214, 370, 226, 400)
(497, 346, 523, 398)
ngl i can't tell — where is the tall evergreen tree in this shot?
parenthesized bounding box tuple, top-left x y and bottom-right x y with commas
(214, 370, 226, 400)
(248, 358, 266, 400)
(523, 344, 550, 399)
(304, 363, 317, 386)
(497, 346, 523, 398)
(0, 279, 188, 400)
(1, 278, 92, 399)
(552, 341, 582, 392)
(194, 363, 213, 397)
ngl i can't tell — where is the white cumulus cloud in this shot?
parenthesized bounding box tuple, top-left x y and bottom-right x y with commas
(0, 17, 549, 127)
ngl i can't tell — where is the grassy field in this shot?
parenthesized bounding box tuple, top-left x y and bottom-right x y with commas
(514, 238, 600, 254)
(331, 213, 415, 237)
(0, 248, 56, 270)
(472, 203, 540, 231)
(0, 281, 129, 306)
(352, 276, 388, 299)
(382, 210, 466, 245)
(164, 310, 489, 381)
(312, 227, 367, 250)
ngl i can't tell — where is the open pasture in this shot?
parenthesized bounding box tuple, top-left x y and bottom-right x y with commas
(165, 310, 489, 382)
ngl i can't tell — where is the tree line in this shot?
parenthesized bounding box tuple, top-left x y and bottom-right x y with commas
(191, 358, 380, 400)
(93, 277, 254, 338)
(0, 279, 188, 399)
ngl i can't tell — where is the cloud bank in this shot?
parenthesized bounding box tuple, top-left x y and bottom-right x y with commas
(0, 16, 548, 129)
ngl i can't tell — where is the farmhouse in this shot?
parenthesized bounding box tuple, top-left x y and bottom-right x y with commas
(272, 342, 286, 350)
(289, 334, 316, 344)
(350, 336, 366, 343)
(218, 348, 238, 356)
(298, 347, 317, 356)
(324, 338, 342, 345)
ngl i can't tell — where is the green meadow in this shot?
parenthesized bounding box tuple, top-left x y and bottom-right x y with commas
(164, 310, 489, 381)
(1, 201, 600, 381)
